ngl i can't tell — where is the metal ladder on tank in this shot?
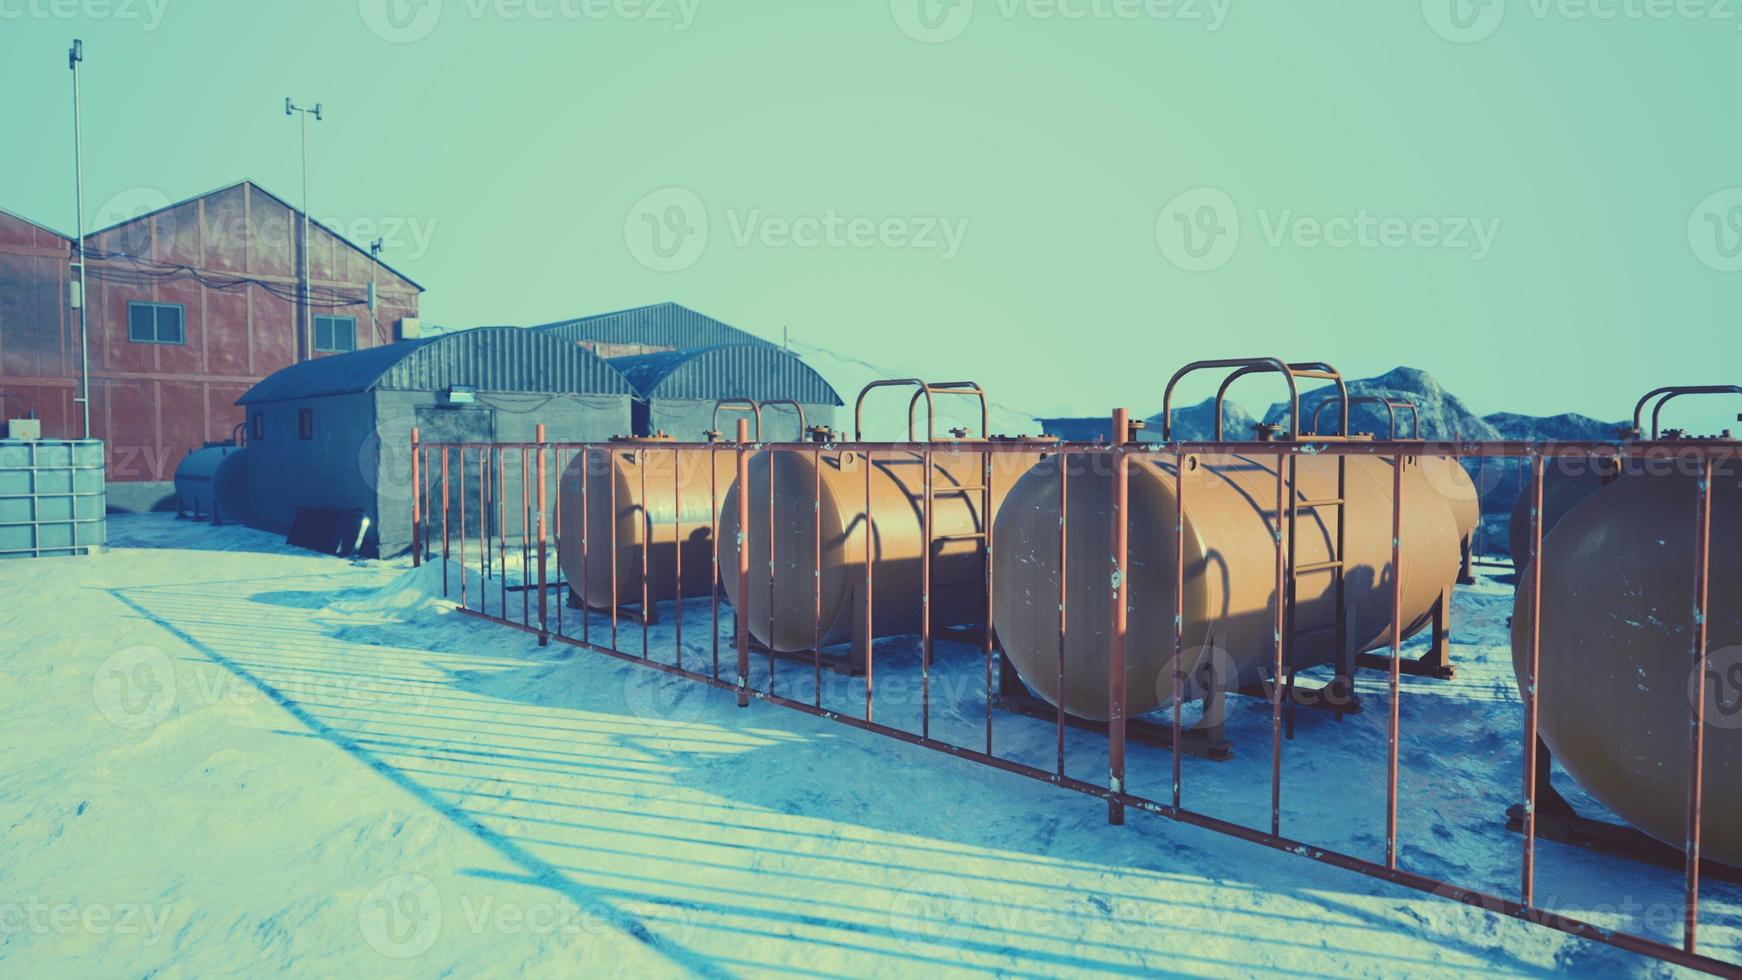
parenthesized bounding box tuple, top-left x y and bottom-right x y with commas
(1283, 394, 1422, 735)
(1281, 446, 1358, 737)
(1162, 359, 1365, 739)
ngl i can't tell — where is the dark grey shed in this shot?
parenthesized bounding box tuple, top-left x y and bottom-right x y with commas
(535, 302, 774, 358)
(608, 344, 843, 441)
(236, 327, 635, 557)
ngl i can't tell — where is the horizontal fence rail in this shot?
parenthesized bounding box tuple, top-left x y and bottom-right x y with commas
(405, 425, 1741, 977)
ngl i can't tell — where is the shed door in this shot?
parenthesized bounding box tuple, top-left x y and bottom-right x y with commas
(418, 407, 498, 544)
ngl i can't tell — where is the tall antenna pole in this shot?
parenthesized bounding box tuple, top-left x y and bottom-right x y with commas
(70, 39, 91, 439)
(370, 237, 383, 346)
(285, 98, 322, 360)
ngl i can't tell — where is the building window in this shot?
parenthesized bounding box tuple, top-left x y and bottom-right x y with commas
(250, 412, 264, 442)
(128, 302, 186, 345)
(298, 408, 314, 441)
(314, 315, 357, 353)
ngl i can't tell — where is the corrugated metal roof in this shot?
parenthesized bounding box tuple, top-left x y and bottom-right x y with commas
(236, 327, 634, 405)
(91, 180, 427, 292)
(608, 344, 844, 406)
(535, 302, 774, 350)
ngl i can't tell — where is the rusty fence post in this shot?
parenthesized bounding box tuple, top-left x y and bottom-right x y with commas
(1685, 453, 1715, 953)
(814, 445, 823, 708)
(1109, 409, 1129, 826)
(736, 418, 751, 707)
(441, 447, 451, 597)
(1057, 449, 1069, 779)
(536, 424, 548, 645)
(641, 447, 651, 659)
(1386, 452, 1405, 869)
(922, 445, 933, 739)
(411, 427, 422, 567)
(1172, 449, 1187, 810)
(1521, 452, 1546, 906)
(865, 445, 876, 723)
(460, 448, 469, 609)
(1271, 447, 1289, 839)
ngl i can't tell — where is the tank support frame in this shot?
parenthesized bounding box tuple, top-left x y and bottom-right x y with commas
(1354, 584, 1457, 681)
(1506, 738, 1742, 887)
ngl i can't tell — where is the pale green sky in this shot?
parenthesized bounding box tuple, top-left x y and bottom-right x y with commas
(5, 1, 1739, 428)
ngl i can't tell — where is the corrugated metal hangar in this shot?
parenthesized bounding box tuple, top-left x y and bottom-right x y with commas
(237, 326, 634, 557)
(609, 344, 843, 441)
(536, 302, 774, 358)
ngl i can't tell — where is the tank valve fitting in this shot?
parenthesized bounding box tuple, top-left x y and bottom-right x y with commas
(808, 425, 836, 444)
(1253, 422, 1287, 442)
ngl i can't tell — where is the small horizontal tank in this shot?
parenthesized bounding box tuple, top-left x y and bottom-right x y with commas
(992, 451, 1466, 720)
(173, 444, 249, 524)
(557, 441, 739, 614)
(1511, 466, 1742, 866)
(716, 446, 1049, 658)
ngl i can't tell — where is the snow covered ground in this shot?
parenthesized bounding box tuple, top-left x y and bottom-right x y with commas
(2, 513, 1737, 977)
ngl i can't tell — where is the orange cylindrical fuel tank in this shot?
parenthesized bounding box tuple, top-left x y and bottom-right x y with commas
(716, 446, 1048, 655)
(557, 442, 739, 613)
(992, 452, 1465, 721)
(1511, 468, 1742, 867)
(1421, 455, 1480, 541)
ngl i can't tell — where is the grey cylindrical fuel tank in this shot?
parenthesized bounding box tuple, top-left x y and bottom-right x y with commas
(1507, 458, 1616, 561)
(992, 452, 1465, 721)
(1511, 467, 1742, 867)
(173, 445, 249, 523)
(558, 443, 739, 612)
(716, 447, 1048, 654)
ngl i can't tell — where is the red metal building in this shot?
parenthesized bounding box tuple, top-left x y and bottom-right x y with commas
(0, 181, 423, 509)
